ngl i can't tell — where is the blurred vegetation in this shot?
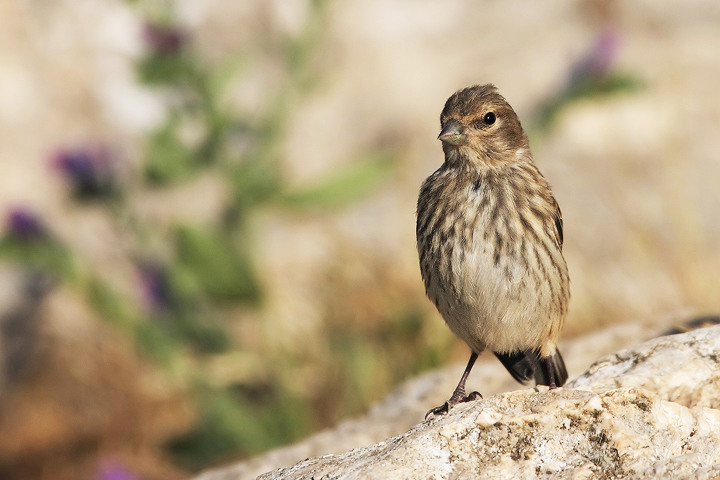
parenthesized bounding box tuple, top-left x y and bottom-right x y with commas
(530, 28, 643, 137)
(1, 0, 402, 473)
(0, 4, 642, 477)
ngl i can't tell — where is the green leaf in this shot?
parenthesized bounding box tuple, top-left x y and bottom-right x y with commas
(167, 386, 311, 470)
(138, 52, 193, 85)
(86, 277, 178, 365)
(145, 121, 197, 184)
(86, 277, 135, 329)
(174, 226, 260, 302)
(566, 73, 643, 100)
(167, 389, 262, 470)
(278, 152, 395, 211)
(205, 55, 249, 104)
(230, 157, 282, 210)
(533, 72, 644, 132)
(135, 320, 179, 367)
(176, 317, 230, 354)
(0, 237, 76, 279)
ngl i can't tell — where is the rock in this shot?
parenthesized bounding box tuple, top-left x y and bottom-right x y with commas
(191, 320, 670, 479)
(196, 325, 720, 480)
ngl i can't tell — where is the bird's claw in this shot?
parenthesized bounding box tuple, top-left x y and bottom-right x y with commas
(425, 391, 482, 420)
(425, 402, 450, 419)
(464, 391, 482, 402)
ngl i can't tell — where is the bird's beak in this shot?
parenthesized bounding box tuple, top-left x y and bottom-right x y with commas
(438, 119, 467, 146)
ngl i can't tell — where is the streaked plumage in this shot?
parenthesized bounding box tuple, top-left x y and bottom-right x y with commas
(417, 84, 570, 417)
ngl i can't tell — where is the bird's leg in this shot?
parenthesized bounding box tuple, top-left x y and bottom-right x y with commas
(542, 355, 557, 389)
(425, 351, 482, 419)
(447, 351, 480, 402)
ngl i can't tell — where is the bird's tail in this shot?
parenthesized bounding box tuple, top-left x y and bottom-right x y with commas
(493, 351, 534, 384)
(533, 349, 568, 387)
(493, 349, 568, 387)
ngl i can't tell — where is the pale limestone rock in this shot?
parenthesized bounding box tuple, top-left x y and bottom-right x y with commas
(568, 326, 720, 411)
(196, 326, 720, 480)
(191, 321, 667, 479)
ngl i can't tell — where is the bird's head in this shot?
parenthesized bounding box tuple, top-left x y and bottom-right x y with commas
(439, 84, 530, 167)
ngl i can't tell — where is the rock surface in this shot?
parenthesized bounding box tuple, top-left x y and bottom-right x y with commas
(191, 321, 657, 480)
(196, 325, 720, 479)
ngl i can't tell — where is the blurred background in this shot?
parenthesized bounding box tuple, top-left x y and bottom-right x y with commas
(0, 0, 719, 479)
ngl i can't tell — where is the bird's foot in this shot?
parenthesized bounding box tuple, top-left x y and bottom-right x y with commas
(425, 391, 482, 420)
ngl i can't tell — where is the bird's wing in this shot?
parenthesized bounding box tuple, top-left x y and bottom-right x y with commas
(552, 199, 564, 250)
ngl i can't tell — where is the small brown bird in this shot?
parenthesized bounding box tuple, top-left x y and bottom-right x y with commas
(417, 84, 570, 418)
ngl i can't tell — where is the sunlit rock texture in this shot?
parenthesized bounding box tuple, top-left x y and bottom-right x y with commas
(197, 326, 720, 480)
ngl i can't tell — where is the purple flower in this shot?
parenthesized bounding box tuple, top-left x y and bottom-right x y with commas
(534, 27, 633, 130)
(568, 28, 621, 88)
(52, 145, 118, 198)
(138, 261, 176, 312)
(143, 23, 187, 55)
(97, 461, 142, 480)
(6, 208, 48, 241)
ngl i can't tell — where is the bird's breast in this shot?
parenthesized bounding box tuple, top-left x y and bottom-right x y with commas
(416, 169, 568, 352)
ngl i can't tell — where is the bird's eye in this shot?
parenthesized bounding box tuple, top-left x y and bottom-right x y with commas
(483, 112, 496, 125)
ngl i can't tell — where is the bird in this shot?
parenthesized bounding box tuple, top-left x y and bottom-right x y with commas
(416, 84, 570, 418)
